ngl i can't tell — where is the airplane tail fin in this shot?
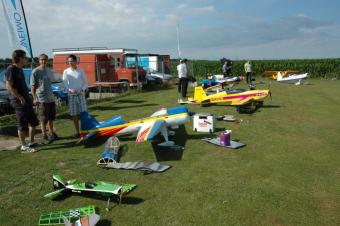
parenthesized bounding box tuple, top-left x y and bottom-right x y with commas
(80, 111, 99, 131)
(277, 72, 283, 80)
(44, 175, 66, 199)
(194, 87, 208, 101)
(52, 175, 66, 189)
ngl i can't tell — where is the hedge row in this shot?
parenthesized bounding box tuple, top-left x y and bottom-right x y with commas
(170, 59, 340, 79)
(2, 58, 339, 79)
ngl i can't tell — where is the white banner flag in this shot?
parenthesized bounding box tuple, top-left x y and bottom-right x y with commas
(1, 0, 32, 57)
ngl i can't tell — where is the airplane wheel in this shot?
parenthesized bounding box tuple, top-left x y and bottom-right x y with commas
(237, 102, 258, 114)
(256, 101, 263, 108)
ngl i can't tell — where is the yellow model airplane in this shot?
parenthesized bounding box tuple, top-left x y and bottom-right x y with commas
(182, 87, 270, 113)
(262, 70, 298, 80)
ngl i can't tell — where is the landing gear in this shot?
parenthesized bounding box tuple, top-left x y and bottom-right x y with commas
(106, 188, 123, 211)
(236, 101, 263, 114)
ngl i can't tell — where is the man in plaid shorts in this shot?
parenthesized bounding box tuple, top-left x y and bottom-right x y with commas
(62, 54, 88, 138)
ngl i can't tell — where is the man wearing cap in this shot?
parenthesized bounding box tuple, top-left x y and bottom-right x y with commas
(177, 59, 188, 101)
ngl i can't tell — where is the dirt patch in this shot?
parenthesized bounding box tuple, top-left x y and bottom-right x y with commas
(0, 138, 20, 151)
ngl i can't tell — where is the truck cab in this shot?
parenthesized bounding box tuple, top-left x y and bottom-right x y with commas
(115, 53, 146, 86)
(52, 47, 146, 91)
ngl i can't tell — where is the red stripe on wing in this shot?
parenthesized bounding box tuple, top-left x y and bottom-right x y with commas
(136, 127, 150, 143)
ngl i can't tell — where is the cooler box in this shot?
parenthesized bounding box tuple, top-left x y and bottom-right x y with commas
(193, 113, 214, 133)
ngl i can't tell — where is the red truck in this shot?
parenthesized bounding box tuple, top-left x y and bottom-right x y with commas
(52, 47, 147, 91)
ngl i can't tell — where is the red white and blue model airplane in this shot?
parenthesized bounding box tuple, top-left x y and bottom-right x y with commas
(80, 106, 190, 147)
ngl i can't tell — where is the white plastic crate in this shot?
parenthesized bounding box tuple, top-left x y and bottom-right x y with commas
(193, 113, 214, 133)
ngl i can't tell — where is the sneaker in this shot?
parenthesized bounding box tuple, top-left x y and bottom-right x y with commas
(28, 142, 38, 148)
(21, 145, 37, 153)
(50, 132, 59, 140)
(41, 134, 52, 145)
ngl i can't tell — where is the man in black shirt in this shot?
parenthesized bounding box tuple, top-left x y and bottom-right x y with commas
(5, 50, 39, 153)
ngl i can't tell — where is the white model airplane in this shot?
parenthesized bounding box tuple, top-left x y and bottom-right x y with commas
(277, 72, 308, 85)
(80, 106, 190, 147)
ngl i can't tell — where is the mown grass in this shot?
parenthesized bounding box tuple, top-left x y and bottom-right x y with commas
(0, 79, 339, 226)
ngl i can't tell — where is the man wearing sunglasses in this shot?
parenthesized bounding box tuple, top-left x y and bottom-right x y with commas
(31, 53, 59, 145)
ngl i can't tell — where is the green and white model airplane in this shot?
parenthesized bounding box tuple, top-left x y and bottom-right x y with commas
(44, 175, 136, 209)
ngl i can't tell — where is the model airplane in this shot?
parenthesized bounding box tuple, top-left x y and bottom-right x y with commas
(277, 71, 308, 85)
(80, 106, 190, 147)
(180, 86, 270, 113)
(201, 75, 244, 89)
(262, 70, 298, 80)
(44, 175, 136, 209)
(38, 205, 97, 226)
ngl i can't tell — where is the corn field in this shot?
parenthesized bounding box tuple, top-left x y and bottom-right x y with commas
(171, 59, 340, 79)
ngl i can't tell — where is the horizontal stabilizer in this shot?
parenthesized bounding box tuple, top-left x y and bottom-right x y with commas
(43, 188, 66, 199)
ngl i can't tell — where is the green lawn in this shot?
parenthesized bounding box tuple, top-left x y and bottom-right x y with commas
(0, 79, 339, 226)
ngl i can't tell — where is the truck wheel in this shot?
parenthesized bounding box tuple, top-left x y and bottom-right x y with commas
(119, 80, 129, 93)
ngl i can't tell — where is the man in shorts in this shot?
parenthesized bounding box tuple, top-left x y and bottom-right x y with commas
(31, 53, 59, 144)
(62, 54, 88, 138)
(5, 50, 39, 153)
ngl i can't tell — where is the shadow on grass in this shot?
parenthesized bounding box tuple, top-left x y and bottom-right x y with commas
(88, 103, 157, 111)
(51, 191, 144, 206)
(82, 136, 108, 148)
(97, 220, 112, 226)
(38, 140, 80, 151)
(261, 105, 281, 108)
(0, 125, 17, 136)
(143, 84, 174, 93)
(151, 125, 187, 161)
(115, 99, 146, 104)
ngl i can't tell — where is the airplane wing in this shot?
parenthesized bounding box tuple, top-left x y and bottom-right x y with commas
(136, 120, 166, 143)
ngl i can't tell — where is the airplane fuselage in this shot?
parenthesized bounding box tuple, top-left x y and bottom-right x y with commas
(188, 88, 269, 106)
(81, 112, 189, 138)
(277, 73, 308, 84)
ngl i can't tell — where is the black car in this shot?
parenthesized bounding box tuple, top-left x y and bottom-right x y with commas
(0, 80, 13, 115)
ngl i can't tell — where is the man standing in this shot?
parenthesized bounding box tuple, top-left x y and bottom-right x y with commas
(5, 50, 39, 153)
(177, 59, 188, 101)
(31, 53, 58, 144)
(222, 59, 232, 78)
(62, 54, 88, 138)
(244, 60, 253, 84)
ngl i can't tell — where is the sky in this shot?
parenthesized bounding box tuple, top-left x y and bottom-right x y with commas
(1, 0, 340, 60)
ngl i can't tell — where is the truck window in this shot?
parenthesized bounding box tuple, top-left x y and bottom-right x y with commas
(125, 56, 137, 68)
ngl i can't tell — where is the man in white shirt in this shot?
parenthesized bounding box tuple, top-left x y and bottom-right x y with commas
(177, 59, 188, 100)
(62, 54, 88, 137)
(244, 60, 253, 84)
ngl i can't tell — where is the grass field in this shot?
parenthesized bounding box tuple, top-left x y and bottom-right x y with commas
(0, 79, 339, 226)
